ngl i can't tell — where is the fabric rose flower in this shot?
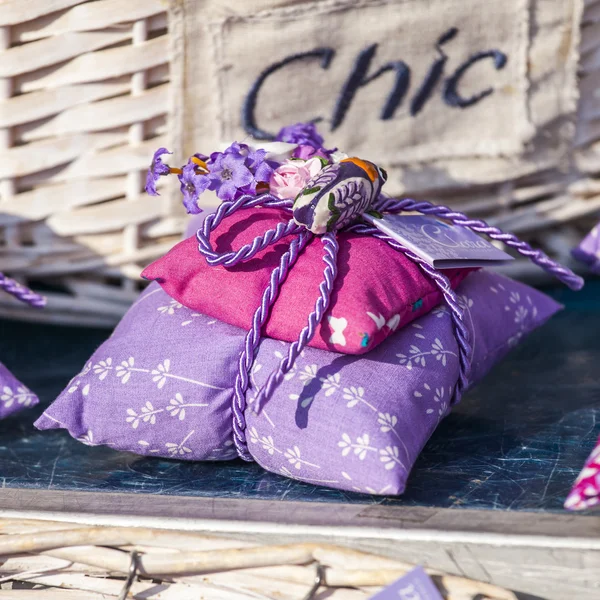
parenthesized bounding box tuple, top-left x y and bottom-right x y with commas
(269, 158, 324, 200)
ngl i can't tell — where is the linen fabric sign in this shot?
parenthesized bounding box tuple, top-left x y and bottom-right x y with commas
(171, 0, 583, 199)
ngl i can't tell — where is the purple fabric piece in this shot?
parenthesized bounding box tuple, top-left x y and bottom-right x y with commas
(572, 222, 600, 274)
(0, 361, 38, 419)
(36, 271, 561, 494)
(37, 284, 243, 460)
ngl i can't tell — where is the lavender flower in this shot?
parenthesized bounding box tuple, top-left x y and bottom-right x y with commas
(206, 145, 254, 201)
(276, 122, 325, 150)
(226, 142, 248, 155)
(247, 147, 274, 184)
(193, 152, 209, 164)
(293, 144, 332, 162)
(145, 147, 172, 196)
(178, 160, 209, 214)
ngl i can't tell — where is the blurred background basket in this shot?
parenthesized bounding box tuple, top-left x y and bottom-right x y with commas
(0, 0, 599, 327)
(0, 0, 183, 326)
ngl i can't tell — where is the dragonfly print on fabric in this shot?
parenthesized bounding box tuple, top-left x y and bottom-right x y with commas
(327, 315, 348, 347)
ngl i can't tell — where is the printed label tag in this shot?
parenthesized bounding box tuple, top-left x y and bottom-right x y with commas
(364, 213, 513, 269)
(368, 567, 444, 600)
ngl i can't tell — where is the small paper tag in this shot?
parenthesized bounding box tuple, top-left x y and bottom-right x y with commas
(368, 566, 444, 600)
(364, 214, 514, 269)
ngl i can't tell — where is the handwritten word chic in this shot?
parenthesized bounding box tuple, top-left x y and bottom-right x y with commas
(242, 27, 507, 140)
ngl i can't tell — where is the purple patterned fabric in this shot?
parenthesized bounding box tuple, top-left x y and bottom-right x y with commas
(0, 362, 38, 419)
(572, 222, 600, 274)
(37, 285, 243, 460)
(36, 271, 561, 494)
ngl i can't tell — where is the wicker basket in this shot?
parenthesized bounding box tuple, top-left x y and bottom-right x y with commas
(0, 0, 183, 327)
(0, 517, 517, 599)
(0, 0, 599, 327)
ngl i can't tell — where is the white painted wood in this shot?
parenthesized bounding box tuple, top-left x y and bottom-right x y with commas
(0, 513, 596, 599)
(1, 132, 128, 179)
(47, 197, 163, 236)
(0, 591, 106, 600)
(0, 177, 127, 224)
(122, 18, 149, 293)
(50, 135, 166, 181)
(0, 23, 19, 255)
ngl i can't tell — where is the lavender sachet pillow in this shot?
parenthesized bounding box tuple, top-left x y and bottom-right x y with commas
(0, 274, 43, 419)
(36, 270, 561, 494)
(572, 222, 600, 274)
(0, 361, 38, 419)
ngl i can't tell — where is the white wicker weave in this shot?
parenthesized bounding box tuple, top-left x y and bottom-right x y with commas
(0, 0, 183, 326)
(0, 0, 599, 326)
(0, 517, 517, 599)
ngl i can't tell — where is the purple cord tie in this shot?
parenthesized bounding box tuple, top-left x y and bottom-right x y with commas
(0, 272, 46, 309)
(196, 193, 583, 461)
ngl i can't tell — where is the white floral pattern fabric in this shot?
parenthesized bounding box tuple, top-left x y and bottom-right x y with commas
(36, 272, 561, 494)
(0, 361, 38, 419)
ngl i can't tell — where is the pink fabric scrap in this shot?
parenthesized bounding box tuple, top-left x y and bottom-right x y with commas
(143, 207, 472, 355)
(565, 435, 600, 511)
